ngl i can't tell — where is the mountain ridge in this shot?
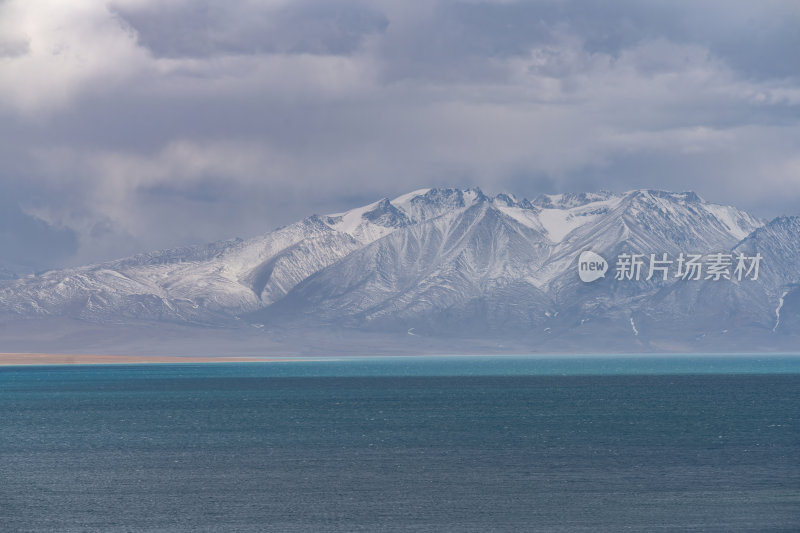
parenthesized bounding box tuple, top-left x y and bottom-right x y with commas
(1, 187, 796, 354)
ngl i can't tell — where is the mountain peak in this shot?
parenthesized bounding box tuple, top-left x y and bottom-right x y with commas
(626, 189, 703, 204)
(3, 186, 796, 354)
(361, 198, 411, 228)
(767, 215, 800, 228)
(531, 191, 616, 209)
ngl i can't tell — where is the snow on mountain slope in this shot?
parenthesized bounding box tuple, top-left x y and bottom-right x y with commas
(0, 216, 359, 322)
(606, 214, 799, 345)
(562, 190, 761, 255)
(733, 216, 800, 292)
(4, 186, 795, 352)
(252, 189, 766, 338)
(257, 199, 554, 333)
(322, 188, 485, 243)
(473, 189, 764, 310)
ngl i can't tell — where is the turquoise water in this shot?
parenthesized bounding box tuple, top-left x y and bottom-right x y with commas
(9, 353, 800, 377)
(1, 356, 799, 531)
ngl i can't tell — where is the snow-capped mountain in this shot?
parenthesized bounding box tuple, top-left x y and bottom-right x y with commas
(637, 214, 800, 343)
(1, 187, 797, 353)
(0, 216, 361, 323)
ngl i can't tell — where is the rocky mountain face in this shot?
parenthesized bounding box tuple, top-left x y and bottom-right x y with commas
(1, 187, 797, 353)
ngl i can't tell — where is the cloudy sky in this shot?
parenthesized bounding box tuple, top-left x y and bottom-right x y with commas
(1, 0, 798, 272)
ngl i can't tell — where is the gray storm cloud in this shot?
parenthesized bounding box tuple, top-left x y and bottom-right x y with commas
(0, 0, 798, 271)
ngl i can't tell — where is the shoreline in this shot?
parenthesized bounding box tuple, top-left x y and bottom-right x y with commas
(3, 352, 800, 368)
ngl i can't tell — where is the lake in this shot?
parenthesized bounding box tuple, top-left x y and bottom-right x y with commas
(2, 355, 799, 531)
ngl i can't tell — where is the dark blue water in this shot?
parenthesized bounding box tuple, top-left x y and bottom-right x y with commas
(1, 356, 799, 532)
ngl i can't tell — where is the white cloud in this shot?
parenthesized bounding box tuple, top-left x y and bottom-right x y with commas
(0, 0, 151, 114)
(1, 1, 799, 266)
(0, 0, 380, 116)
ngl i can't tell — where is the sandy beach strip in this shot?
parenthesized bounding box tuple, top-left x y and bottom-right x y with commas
(0, 353, 294, 366)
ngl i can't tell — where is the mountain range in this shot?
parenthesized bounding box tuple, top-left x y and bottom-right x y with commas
(1, 188, 797, 355)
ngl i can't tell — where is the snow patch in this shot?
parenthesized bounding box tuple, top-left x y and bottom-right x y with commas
(774, 290, 789, 332)
(495, 205, 544, 232)
(703, 203, 759, 240)
(523, 196, 621, 243)
(392, 188, 431, 209)
(537, 203, 615, 242)
(328, 200, 382, 235)
(325, 200, 405, 244)
(537, 209, 584, 242)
